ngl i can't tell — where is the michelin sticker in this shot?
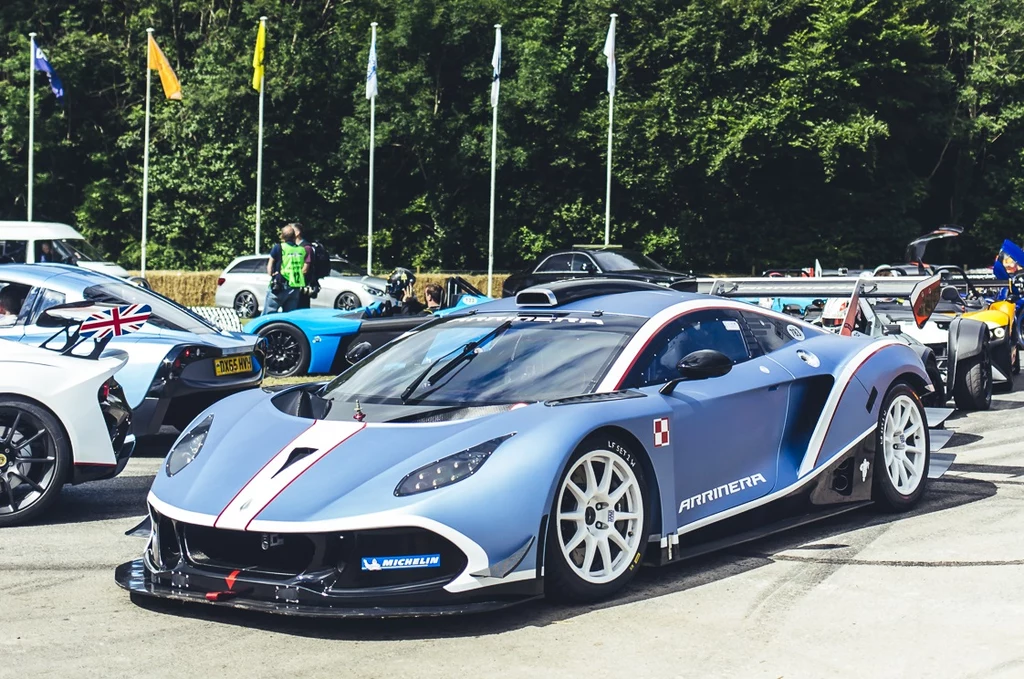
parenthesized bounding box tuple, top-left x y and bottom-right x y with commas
(361, 554, 441, 571)
(786, 325, 805, 341)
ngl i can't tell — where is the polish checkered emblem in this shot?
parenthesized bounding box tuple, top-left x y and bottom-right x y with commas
(653, 418, 670, 447)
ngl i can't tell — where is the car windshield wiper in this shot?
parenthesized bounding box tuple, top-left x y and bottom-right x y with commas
(399, 319, 514, 402)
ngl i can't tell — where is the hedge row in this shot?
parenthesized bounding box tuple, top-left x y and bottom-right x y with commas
(133, 270, 512, 307)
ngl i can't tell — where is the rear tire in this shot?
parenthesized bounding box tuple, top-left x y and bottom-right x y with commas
(258, 323, 311, 377)
(873, 383, 930, 512)
(0, 397, 71, 527)
(545, 435, 649, 603)
(952, 349, 992, 411)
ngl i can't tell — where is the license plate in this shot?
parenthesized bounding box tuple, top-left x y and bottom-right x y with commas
(214, 355, 253, 376)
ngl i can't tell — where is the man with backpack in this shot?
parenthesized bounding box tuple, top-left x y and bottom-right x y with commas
(292, 223, 332, 309)
(261, 224, 309, 315)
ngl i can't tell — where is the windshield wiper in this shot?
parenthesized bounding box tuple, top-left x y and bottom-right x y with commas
(399, 319, 514, 402)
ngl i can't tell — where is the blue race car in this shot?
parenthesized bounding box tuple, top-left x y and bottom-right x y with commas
(0, 264, 263, 435)
(247, 276, 489, 377)
(118, 279, 953, 617)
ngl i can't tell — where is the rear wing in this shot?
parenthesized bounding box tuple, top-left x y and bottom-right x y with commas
(711, 274, 942, 330)
(38, 301, 151, 359)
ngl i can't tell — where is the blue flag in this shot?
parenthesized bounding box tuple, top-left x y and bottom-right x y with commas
(33, 44, 64, 103)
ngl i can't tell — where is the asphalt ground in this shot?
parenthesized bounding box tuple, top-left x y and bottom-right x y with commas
(3, 387, 1024, 679)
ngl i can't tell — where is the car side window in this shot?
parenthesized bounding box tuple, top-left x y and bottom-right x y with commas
(740, 310, 801, 354)
(536, 254, 573, 273)
(0, 240, 28, 264)
(622, 309, 753, 388)
(571, 254, 598, 273)
(27, 288, 67, 325)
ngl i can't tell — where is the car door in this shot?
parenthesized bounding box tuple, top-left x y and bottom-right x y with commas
(621, 308, 793, 529)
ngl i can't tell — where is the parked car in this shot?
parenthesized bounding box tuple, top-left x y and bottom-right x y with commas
(0, 220, 148, 286)
(118, 278, 954, 618)
(246, 277, 487, 378)
(215, 255, 391, 318)
(0, 264, 263, 435)
(0, 303, 136, 526)
(502, 246, 697, 297)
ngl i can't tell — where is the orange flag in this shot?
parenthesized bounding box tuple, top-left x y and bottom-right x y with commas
(147, 33, 182, 100)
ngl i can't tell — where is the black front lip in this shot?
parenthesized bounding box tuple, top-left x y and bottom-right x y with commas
(115, 558, 541, 619)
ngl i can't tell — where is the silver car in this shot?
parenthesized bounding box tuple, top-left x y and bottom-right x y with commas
(215, 255, 392, 317)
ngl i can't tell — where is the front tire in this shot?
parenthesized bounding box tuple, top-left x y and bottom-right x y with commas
(545, 435, 649, 602)
(335, 291, 361, 310)
(0, 397, 71, 527)
(873, 383, 930, 512)
(952, 349, 992, 411)
(258, 323, 311, 377)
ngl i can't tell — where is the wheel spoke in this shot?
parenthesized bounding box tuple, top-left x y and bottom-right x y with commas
(0, 476, 16, 509)
(560, 510, 585, 523)
(581, 534, 597, 574)
(598, 461, 614, 495)
(8, 470, 44, 494)
(12, 430, 45, 451)
(608, 482, 630, 505)
(584, 460, 598, 496)
(2, 411, 22, 444)
(608, 529, 630, 553)
(566, 481, 587, 506)
(597, 537, 613, 575)
(564, 528, 586, 553)
(14, 457, 54, 464)
(614, 511, 640, 521)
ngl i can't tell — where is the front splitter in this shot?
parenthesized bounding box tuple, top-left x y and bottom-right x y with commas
(115, 559, 540, 619)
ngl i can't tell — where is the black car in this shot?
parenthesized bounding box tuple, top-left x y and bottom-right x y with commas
(502, 247, 697, 296)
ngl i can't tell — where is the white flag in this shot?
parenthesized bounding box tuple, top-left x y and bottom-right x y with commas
(603, 15, 616, 95)
(366, 29, 378, 99)
(491, 26, 502, 108)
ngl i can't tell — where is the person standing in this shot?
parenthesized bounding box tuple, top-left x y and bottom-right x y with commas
(261, 225, 309, 315)
(291, 223, 316, 309)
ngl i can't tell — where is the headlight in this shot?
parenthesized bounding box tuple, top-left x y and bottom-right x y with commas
(362, 285, 385, 296)
(395, 433, 515, 496)
(165, 414, 214, 476)
(992, 326, 1007, 339)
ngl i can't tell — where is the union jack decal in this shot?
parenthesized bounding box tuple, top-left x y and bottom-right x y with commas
(79, 304, 152, 339)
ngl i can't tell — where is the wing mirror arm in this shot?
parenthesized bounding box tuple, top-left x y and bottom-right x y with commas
(659, 378, 683, 395)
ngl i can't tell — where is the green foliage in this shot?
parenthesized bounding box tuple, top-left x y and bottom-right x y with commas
(1, 0, 1023, 273)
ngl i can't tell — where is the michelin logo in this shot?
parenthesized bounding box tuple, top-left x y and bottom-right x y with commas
(360, 554, 441, 571)
(678, 473, 768, 513)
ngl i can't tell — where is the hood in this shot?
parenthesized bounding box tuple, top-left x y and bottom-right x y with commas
(150, 389, 524, 525)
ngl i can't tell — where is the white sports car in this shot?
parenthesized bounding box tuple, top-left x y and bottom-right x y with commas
(0, 308, 135, 526)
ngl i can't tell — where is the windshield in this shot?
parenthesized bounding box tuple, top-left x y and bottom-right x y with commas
(52, 238, 105, 263)
(82, 280, 218, 334)
(321, 312, 643, 406)
(592, 250, 665, 272)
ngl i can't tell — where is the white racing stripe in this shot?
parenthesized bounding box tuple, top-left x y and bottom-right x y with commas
(214, 420, 365, 530)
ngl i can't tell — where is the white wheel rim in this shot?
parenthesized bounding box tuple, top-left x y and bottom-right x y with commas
(555, 450, 644, 585)
(883, 394, 927, 495)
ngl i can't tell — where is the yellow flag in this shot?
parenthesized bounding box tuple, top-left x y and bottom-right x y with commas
(147, 33, 182, 100)
(253, 21, 266, 91)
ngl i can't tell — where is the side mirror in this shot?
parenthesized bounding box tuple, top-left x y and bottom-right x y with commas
(660, 349, 732, 394)
(345, 341, 373, 365)
(908, 273, 942, 329)
(940, 286, 962, 303)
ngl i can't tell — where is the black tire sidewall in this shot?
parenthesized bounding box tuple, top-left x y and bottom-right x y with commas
(872, 383, 930, 512)
(0, 397, 71, 527)
(953, 350, 992, 411)
(234, 291, 259, 318)
(545, 434, 650, 603)
(258, 323, 310, 377)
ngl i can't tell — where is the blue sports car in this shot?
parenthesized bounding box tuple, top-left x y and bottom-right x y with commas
(0, 264, 263, 435)
(118, 279, 953, 617)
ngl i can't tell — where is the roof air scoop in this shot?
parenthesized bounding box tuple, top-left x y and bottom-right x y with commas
(515, 289, 558, 306)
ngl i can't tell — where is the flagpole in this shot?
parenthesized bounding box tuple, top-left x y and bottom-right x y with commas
(367, 22, 377, 276)
(604, 13, 617, 247)
(255, 16, 267, 255)
(142, 27, 153, 277)
(27, 33, 36, 222)
(487, 24, 501, 298)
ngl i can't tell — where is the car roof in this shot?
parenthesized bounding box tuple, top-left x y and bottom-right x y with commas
(0, 221, 84, 239)
(468, 288, 702, 317)
(0, 263, 113, 288)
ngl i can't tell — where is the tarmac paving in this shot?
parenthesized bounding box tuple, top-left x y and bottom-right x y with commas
(2, 387, 1023, 679)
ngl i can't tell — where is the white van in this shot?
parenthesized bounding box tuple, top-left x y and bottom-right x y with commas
(0, 220, 133, 279)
